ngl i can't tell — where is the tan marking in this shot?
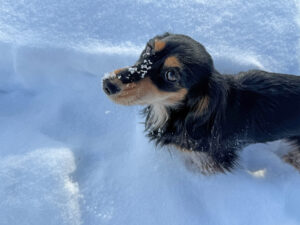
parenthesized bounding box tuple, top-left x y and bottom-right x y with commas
(123, 82, 137, 91)
(144, 89, 188, 130)
(114, 67, 127, 75)
(154, 40, 166, 52)
(194, 95, 210, 116)
(165, 88, 188, 104)
(106, 77, 187, 106)
(164, 56, 181, 68)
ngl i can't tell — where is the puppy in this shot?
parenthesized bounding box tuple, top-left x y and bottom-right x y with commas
(102, 33, 300, 174)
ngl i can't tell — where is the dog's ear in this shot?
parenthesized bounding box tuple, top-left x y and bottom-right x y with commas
(185, 95, 215, 140)
(185, 74, 227, 140)
(185, 111, 211, 140)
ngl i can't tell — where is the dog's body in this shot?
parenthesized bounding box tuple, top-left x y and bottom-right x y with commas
(103, 33, 300, 174)
(145, 70, 300, 172)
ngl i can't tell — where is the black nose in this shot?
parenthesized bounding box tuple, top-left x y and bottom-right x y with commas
(103, 79, 121, 95)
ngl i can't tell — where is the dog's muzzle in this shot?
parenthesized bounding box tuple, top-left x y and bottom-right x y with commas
(103, 79, 121, 95)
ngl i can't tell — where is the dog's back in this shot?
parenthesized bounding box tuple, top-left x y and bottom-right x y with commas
(224, 70, 300, 143)
(219, 70, 300, 171)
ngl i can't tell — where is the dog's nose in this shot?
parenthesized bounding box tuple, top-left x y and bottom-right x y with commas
(103, 79, 121, 95)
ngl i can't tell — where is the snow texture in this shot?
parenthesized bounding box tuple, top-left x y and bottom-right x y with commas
(0, 1, 300, 225)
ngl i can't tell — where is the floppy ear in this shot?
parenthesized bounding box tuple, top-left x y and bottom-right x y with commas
(185, 113, 210, 140)
(184, 73, 227, 140)
(184, 98, 215, 140)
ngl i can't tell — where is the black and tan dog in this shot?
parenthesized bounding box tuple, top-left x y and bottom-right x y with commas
(102, 33, 300, 174)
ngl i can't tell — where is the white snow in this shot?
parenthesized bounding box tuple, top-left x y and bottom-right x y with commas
(1, 0, 300, 225)
(0, 148, 81, 225)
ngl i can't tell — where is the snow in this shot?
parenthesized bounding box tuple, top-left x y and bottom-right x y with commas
(0, 0, 300, 225)
(0, 148, 81, 225)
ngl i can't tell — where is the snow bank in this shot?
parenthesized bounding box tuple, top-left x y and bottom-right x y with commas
(0, 148, 81, 225)
(1, 41, 299, 225)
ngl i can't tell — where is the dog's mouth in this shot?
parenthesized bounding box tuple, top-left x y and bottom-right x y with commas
(102, 69, 150, 105)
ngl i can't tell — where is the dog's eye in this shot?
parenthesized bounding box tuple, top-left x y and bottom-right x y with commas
(165, 71, 177, 82)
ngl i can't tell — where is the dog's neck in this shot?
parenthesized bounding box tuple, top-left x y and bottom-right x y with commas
(145, 104, 169, 131)
(144, 74, 226, 132)
(144, 73, 228, 145)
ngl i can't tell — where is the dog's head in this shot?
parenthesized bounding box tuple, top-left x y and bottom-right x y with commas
(102, 33, 214, 107)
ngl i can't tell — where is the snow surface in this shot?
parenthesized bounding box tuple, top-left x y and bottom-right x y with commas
(1, 0, 300, 225)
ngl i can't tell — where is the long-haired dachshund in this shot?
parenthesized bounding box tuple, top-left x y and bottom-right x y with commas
(102, 33, 300, 174)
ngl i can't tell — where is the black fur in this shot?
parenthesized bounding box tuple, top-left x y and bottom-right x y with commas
(142, 33, 300, 171)
(104, 33, 300, 172)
